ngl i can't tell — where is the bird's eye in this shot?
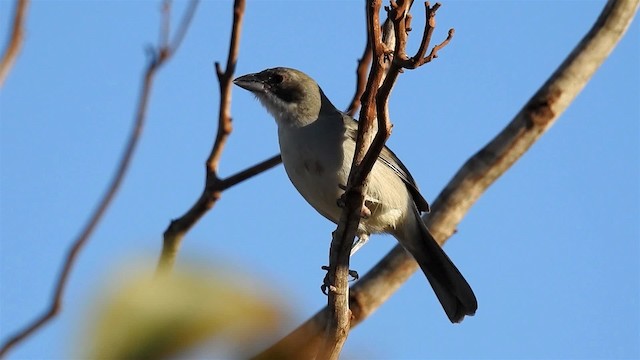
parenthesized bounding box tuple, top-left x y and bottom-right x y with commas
(270, 73, 284, 84)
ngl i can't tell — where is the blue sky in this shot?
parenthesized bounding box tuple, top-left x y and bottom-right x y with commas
(1, 1, 638, 358)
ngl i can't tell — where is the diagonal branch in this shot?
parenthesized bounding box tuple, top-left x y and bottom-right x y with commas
(218, 154, 282, 191)
(0, 0, 29, 87)
(0, 1, 200, 357)
(254, 0, 639, 358)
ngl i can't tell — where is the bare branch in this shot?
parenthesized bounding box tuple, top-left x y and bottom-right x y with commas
(167, 0, 198, 54)
(219, 154, 282, 191)
(0, 1, 200, 357)
(316, 0, 385, 357)
(210, 0, 244, 172)
(421, 27, 454, 65)
(354, 0, 452, 196)
(412, 1, 439, 63)
(345, 15, 399, 117)
(159, 0, 171, 48)
(254, 0, 639, 357)
(390, 1, 455, 69)
(319, 0, 450, 356)
(0, 0, 29, 87)
(157, 0, 250, 275)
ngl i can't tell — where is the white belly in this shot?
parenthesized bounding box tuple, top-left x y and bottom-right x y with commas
(280, 129, 347, 223)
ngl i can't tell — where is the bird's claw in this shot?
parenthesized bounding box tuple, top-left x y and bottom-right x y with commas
(349, 269, 359, 280)
(321, 266, 359, 294)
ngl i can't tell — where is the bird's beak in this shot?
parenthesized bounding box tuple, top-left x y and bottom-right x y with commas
(233, 73, 265, 93)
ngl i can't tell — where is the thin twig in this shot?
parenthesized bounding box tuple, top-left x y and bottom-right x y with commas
(210, 0, 245, 172)
(345, 16, 398, 117)
(0, 0, 29, 87)
(390, 1, 454, 69)
(345, 36, 372, 117)
(253, 0, 639, 357)
(412, 1, 438, 64)
(160, 0, 171, 48)
(219, 154, 282, 191)
(157, 0, 251, 275)
(421, 27, 454, 64)
(0, 1, 200, 357)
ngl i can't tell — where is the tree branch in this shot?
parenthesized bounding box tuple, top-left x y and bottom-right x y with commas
(157, 0, 254, 275)
(0, 0, 29, 87)
(254, 0, 639, 357)
(345, 30, 372, 117)
(0, 1, 200, 357)
(345, 16, 398, 117)
(315, 0, 386, 357)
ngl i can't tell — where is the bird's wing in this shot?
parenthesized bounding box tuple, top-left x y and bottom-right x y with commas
(343, 114, 431, 213)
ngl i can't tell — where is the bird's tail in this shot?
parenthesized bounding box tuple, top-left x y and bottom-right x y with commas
(395, 210, 477, 323)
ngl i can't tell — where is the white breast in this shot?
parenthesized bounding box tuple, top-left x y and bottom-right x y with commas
(277, 118, 411, 236)
(278, 121, 347, 223)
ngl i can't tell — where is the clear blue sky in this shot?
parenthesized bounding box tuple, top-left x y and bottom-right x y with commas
(1, 1, 638, 358)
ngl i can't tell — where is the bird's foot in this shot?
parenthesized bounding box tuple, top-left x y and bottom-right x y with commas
(320, 266, 359, 295)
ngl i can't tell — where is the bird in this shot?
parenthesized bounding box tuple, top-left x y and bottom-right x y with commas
(233, 67, 477, 323)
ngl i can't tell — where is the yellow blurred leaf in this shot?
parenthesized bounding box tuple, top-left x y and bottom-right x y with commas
(83, 264, 283, 359)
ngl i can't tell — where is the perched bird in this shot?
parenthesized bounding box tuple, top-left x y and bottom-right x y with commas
(233, 67, 477, 323)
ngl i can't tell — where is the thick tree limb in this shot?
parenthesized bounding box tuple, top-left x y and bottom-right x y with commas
(0, 0, 29, 87)
(0, 1, 200, 357)
(254, 0, 639, 358)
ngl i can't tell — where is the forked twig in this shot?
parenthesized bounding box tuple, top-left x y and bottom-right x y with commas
(156, 0, 284, 275)
(345, 34, 372, 116)
(0, 1, 200, 357)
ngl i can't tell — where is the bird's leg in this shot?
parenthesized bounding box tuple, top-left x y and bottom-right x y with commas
(323, 187, 370, 294)
(351, 233, 369, 255)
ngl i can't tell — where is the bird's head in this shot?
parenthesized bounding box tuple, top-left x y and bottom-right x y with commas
(234, 67, 336, 127)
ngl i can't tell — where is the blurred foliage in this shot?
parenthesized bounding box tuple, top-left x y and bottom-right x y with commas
(81, 263, 284, 359)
